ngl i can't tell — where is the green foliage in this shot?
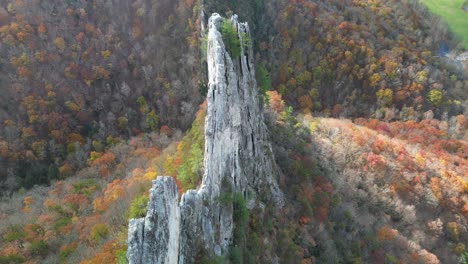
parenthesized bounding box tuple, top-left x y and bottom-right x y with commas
(232, 193, 249, 227)
(201, 30, 209, 56)
(376, 88, 393, 106)
(386, 254, 397, 264)
(106, 135, 120, 146)
(29, 241, 49, 257)
(49, 205, 67, 216)
(53, 217, 71, 231)
(276, 230, 301, 263)
(47, 164, 59, 181)
(241, 32, 251, 49)
(230, 193, 251, 263)
(128, 194, 149, 219)
(220, 19, 241, 59)
(199, 255, 226, 264)
(136, 96, 147, 113)
(427, 89, 443, 106)
(279, 106, 295, 124)
(459, 251, 468, 264)
(218, 192, 234, 206)
(59, 246, 77, 263)
(92, 140, 105, 152)
(72, 179, 98, 196)
(0, 254, 25, 264)
(145, 111, 159, 131)
(229, 246, 243, 264)
(255, 63, 271, 99)
(3, 225, 25, 242)
(90, 223, 109, 243)
(17, 161, 49, 189)
(175, 108, 206, 190)
(116, 249, 128, 264)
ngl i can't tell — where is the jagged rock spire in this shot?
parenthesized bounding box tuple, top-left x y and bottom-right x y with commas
(126, 13, 283, 264)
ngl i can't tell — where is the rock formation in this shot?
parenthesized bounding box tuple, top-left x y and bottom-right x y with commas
(127, 176, 180, 264)
(127, 13, 283, 264)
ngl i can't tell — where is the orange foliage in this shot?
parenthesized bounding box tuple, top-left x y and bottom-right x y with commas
(22, 196, 33, 213)
(98, 166, 109, 177)
(92, 152, 116, 167)
(80, 239, 125, 264)
(377, 225, 398, 241)
(267, 90, 285, 113)
(298, 95, 313, 113)
(59, 163, 73, 178)
(24, 223, 44, 242)
(93, 179, 125, 212)
(37, 23, 46, 34)
(371, 137, 386, 154)
(429, 177, 442, 200)
(64, 194, 89, 211)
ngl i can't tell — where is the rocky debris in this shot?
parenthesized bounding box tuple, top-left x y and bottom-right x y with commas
(127, 13, 283, 263)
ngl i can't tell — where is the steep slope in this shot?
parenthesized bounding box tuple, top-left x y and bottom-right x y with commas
(0, 0, 203, 193)
(204, 0, 466, 118)
(263, 91, 467, 263)
(126, 13, 283, 263)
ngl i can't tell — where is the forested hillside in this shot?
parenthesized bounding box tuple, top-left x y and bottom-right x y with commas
(0, 0, 203, 192)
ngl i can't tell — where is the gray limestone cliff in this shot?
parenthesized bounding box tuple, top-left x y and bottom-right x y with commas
(127, 13, 283, 264)
(127, 176, 180, 264)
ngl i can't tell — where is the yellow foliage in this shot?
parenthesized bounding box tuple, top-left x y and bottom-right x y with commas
(414, 152, 426, 168)
(376, 88, 393, 106)
(54, 37, 66, 51)
(369, 73, 381, 87)
(59, 163, 73, 178)
(89, 223, 109, 243)
(15, 31, 27, 41)
(101, 50, 112, 59)
(144, 171, 157, 181)
(43, 198, 56, 208)
(22, 196, 33, 213)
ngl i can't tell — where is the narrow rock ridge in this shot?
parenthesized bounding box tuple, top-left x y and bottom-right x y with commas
(127, 176, 180, 264)
(127, 13, 283, 264)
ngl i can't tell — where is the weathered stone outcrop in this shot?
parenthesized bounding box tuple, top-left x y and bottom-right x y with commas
(127, 13, 283, 264)
(127, 176, 180, 264)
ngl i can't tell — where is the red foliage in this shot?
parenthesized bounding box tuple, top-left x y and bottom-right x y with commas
(365, 152, 386, 171)
(314, 206, 328, 223)
(299, 216, 311, 225)
(160, 125, 172, 136)
(370, 248, 386, 264)
(63, 194, 89, 211)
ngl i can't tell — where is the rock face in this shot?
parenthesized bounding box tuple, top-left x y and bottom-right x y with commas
(127, 176, 180, 264)
(127, 13, 283, 264)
